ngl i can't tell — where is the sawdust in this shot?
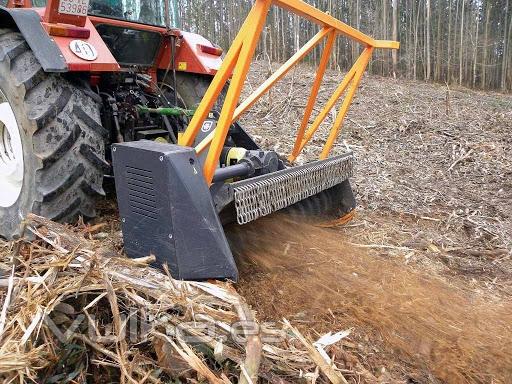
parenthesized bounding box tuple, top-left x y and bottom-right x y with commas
(234, 63, 512, 381)
(229, 215, 512, 383)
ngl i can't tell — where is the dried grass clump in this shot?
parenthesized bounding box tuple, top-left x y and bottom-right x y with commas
(0, 215, 353, 383)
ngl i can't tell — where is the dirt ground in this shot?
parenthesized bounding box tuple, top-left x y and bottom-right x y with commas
(2, 62, 511, 383)
(81, 63, 512, 383)
(231, 62, 512, 383)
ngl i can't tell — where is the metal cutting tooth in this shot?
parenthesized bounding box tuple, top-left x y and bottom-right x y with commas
(232, 152, 354, 225)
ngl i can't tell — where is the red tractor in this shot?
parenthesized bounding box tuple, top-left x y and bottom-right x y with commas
(0, 0, 230, 238)
(0, 0, 396, 280)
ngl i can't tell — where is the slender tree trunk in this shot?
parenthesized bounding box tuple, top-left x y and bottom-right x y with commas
(482, 2, 491, 88)
(392, 0, 398, 77)
(413, 0, 420, 80)
(426, 0, 431, 80)
(435, 0, 443, 81)
(507, 8, 512, 90)
(473, 16, 479, 87)
(351, 0, 360, 65)
(447, 0, 453, 84)
(282, 8, 286, 62)
(356, 0, 360, 61)
(328, 0, 338, 69)
(383, 0, 388, 75)
(293, 14, 299, 54)
(501, 0, 510, 90)
(459, 0, 465, 85)
(405, 0, 411, 79)
(453, 0, 461, 83)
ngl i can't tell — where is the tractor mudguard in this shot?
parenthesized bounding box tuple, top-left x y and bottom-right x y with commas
(0, 6, 67, 72)
(158, 31, 223, 75)
(0, 7, 119, 72)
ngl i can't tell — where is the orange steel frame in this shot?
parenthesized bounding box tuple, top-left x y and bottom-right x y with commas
(179, 0, 399, 184)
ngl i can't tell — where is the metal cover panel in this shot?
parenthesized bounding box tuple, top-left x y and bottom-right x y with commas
(112, 141, 237, 281)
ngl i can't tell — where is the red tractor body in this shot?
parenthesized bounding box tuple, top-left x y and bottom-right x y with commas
(2, 0, 222, 75)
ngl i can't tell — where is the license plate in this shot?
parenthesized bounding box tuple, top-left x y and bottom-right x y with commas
(58, 0, 89, 16)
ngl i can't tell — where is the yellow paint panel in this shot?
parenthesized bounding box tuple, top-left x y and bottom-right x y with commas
(178, 62, 187, 71)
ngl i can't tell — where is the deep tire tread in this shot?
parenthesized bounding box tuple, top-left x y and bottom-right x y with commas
(42, 124, 82, 167)
(51, 197, 82, 222)
(21, 67, 46, 93)
(4, 40, 28, 63)
(80, 179, 106, 197)
(34, 87, 72, 130)
(41, 164, 85, 202)
(79, 143, 111, 173)
(73, 105, 109, 138)
(0, 30, 106, 237)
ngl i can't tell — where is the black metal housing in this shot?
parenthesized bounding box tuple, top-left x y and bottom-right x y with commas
(112, 141, 238, 281)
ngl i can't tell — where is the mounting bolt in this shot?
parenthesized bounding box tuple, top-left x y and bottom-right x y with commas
(159, 156, 164, 161)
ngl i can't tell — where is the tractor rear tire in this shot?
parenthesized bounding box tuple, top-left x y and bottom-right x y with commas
(174, 72, 226, 111)
(0, 29, 107, 239)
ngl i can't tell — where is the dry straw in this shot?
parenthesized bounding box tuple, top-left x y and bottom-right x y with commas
(0, 214, 351, 383)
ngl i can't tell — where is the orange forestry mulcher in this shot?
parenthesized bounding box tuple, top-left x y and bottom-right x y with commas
(0, 0, 398, 280)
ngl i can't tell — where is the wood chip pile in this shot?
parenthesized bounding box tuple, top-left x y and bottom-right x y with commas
(0, 215, 353, 383)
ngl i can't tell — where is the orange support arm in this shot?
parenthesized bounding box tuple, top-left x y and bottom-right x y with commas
(291, 29, 336, 158)
(274, 0, 375, 46)
(289, 47, 373, 161)
(194, 27, 332, 154)
(179, 37, 244, 147)
(320, 47, 373, 159)
(181, 0, 400, 185)
(233, 27, 332, 120)
(201, 0, 272, 184)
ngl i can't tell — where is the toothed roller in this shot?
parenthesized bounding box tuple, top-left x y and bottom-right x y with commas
(231, 152, 354, 225)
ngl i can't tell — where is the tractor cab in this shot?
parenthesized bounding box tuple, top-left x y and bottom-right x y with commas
(86, 0, 182, 67)
(88, 0, 179, 28)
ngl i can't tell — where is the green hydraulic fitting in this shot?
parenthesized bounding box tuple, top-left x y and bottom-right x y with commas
(137, 105, 195, 117)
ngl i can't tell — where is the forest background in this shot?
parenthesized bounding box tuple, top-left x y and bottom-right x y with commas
(177, 0, 512, 92)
